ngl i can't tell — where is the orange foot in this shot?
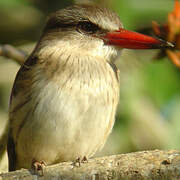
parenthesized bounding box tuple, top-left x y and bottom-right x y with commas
(31, 159, 47, 176)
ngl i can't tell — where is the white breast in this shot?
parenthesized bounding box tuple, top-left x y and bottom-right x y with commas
(14, 55, 119, 169)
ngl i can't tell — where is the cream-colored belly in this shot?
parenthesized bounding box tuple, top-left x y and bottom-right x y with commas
(16, 83, 118, 169)
(15, 61, 119, 169)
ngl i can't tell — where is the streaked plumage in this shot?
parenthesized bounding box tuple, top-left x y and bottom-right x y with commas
(8, 3, 169, 171)
(8, 4, 120, 170)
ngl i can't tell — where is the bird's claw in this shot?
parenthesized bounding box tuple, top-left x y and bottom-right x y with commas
(32, 159, 46, 176)
(73, 156, 88, 167)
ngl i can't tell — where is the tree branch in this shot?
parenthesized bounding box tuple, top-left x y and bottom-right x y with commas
(0, 150, 180, 179)
(0, 44, 27, 65)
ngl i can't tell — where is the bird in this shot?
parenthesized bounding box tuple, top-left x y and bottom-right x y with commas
(7, 3, 172, 172)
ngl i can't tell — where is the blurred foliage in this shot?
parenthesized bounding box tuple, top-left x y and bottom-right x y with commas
(0, 0, 180, 173)
(113, 0, 174, 29)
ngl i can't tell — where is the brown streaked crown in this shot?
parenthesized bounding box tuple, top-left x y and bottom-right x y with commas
(44, 4, 123, 35)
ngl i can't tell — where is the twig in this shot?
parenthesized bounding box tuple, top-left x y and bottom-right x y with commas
(0, 44, 27, 65)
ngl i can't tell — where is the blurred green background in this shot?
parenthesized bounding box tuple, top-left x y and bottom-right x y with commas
(0, 0, 179, 173)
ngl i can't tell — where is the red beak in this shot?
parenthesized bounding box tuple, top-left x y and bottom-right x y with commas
(103, 28, 173, 49)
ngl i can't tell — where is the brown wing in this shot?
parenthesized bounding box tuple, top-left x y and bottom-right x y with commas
(7, 133, 16, 171)
(9, 56, 38, 105)
(108, 61, 119, 82)
(8, 55, 38, 171)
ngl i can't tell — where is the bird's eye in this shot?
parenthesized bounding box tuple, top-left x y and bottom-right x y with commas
(77, 21, 99, 34)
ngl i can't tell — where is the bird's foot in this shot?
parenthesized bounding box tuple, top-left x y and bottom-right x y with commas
(73, 156, 88, 167)
(82, 156, 88, 163)
(31, 159, 47, 176)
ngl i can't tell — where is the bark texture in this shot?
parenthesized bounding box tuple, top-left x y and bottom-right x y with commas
(0, 150, 180, 180)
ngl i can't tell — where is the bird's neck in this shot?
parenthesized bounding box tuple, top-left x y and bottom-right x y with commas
(35, 35, 120, 64)
(27, 39, 120, 97)
(33, 41, 107, 82)
(31, 37, 120, 87)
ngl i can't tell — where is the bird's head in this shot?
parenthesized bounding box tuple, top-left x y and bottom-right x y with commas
(36, 4, 173, 62)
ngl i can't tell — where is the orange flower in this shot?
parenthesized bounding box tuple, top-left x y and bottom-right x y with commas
(152, 0, 180, 67)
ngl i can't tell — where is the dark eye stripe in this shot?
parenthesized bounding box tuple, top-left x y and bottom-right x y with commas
(45, 20, 76, 30)
(77, 21, 100, 34)
(45, 18, 107, 36)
